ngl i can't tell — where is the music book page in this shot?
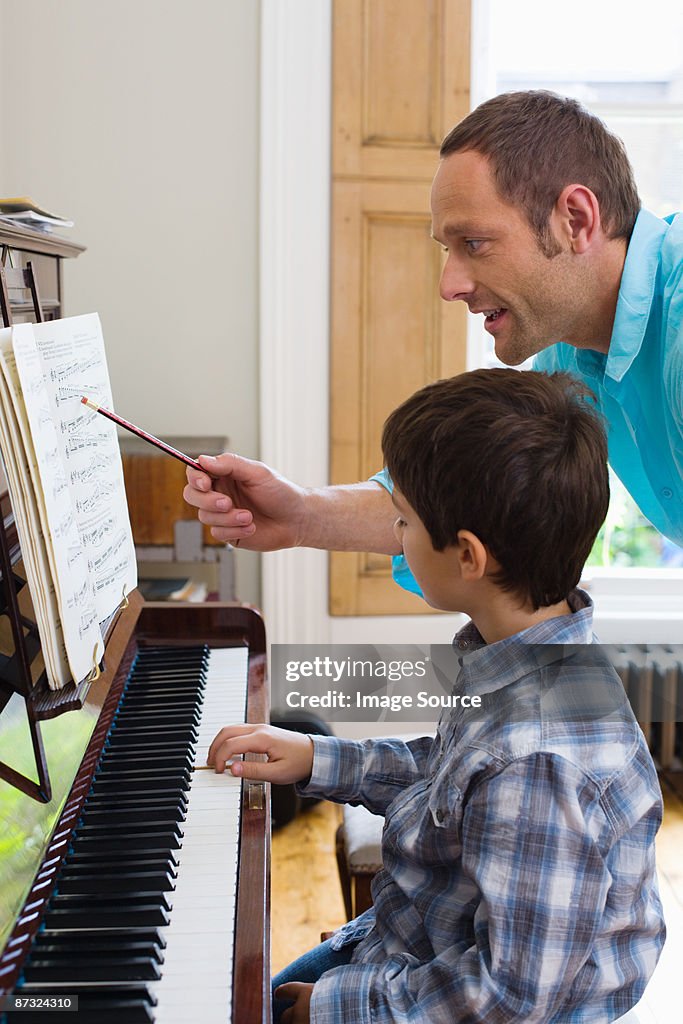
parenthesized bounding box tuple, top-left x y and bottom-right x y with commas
(0, 313, 137, 689)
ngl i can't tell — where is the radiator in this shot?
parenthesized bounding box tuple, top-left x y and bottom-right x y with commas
(611, 645, 683, 771)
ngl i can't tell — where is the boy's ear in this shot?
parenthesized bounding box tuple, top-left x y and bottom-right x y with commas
(455, 530, 488, 581)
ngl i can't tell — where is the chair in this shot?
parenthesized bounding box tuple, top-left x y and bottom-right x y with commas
(335, 803, 384, 919)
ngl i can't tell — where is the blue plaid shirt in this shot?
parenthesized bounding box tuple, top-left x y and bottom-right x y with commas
(300, 592, 665, 1023)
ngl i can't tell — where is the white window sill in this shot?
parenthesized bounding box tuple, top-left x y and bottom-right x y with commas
(581, 568, 683, 643)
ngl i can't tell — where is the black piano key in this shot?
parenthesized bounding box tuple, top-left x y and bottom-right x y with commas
(113, 714, 202, 730)
(75, 820, 183, 839)
(43, 903, 171, 929)
(70, 831, 182, 852)
(90, 770, 192, 786)
(56, 870, 176, 895)
(34, 934, 164, 961)
(35, 928, 166, 951)
(22, 956, 162, 983)
(124, 671, 203, 684)
(66, 849, 179, 870)
(90, 767, 192, 784)
(52, 890, 172, 912)
(96, 753, 193, 771)
(105, 727, 199, 743)
(135, 646, 207, 659)
(118, 689, 204, 703)
(84, 790, 189, 806)
(78, 806, 186, 826)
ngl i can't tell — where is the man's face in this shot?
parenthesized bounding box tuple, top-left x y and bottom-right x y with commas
(431, 150, 582, 365)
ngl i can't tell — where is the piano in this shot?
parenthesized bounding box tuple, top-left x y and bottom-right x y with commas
(0, 591, 271, 1024)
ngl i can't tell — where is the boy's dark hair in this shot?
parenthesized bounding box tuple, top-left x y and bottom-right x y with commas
(381, 369, 609, 610)
(440, 90, 640, 256)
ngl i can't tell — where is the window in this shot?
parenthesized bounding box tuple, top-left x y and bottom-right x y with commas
(469, 0, 683, 569)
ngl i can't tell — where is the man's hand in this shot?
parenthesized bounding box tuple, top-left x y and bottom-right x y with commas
(184, 452, 310, 550)
(207, 723, 315, 785)
(276, 982, 314, 1024)
(184, 452, 401, 555)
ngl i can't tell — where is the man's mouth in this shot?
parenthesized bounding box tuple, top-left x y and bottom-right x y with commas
(483, 308, 506, 323)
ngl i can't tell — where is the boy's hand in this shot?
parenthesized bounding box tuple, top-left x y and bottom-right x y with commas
(276, 982, 313, 1023)
(206, 724, 314, 785)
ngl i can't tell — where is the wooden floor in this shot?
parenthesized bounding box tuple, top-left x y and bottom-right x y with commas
(272, 776, 683, 1019)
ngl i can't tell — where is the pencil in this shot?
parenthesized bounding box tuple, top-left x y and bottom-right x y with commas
(81, 397, 204, 472)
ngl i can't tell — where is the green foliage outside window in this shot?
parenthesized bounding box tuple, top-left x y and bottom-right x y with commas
(587, 471, 683, 569)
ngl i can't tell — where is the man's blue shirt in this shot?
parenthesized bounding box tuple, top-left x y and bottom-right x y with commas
(377, 208, 683, 596)
(534, 207, 683, 548)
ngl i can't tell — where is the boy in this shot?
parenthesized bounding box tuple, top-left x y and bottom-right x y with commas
(208, 369, 665, 1023)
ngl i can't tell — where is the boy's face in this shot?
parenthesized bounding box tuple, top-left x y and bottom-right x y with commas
(392, 488, 464, 611)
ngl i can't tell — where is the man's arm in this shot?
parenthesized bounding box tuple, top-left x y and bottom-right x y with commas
(184, 452, 399, 554)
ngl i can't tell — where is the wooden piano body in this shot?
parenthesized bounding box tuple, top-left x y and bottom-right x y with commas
(0, 592, 271, 1023)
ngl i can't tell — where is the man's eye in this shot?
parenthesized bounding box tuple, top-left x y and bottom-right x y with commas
(465, 239, 484, 253)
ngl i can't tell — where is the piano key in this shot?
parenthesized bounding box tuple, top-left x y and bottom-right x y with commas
(56, 871, 176, 895)
(23, 956, 162, 983)
(35, 928, 166, 951)
(34, 933, 165, 960)
(42, 904, 171, 930)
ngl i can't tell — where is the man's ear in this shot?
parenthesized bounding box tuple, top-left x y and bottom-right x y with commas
(455, 530, 488, 581)
(551, 184, 601, 254)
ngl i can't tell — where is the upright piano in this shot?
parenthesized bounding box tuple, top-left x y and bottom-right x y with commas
(0, 590, 271, 1023)
(0, 220, 271, 1023)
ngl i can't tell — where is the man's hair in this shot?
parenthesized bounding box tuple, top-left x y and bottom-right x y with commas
(381, 369, 609, 610)
(440, 90, 640, 256)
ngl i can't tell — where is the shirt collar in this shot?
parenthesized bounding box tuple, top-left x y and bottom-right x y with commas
(451, 588, 594, 697)
(604, 208, 668, 383)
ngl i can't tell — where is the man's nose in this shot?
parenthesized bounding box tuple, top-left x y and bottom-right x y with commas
(439, 254, 475, 302)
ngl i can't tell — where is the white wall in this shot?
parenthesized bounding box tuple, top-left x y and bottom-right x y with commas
(0, 0, 261, 604)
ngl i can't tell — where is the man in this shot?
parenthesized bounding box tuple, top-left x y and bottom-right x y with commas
(184, 91, 683, 581)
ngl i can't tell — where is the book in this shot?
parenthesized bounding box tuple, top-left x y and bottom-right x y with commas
(0, 313, 137, 690)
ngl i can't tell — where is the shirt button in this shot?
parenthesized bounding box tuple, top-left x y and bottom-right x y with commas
(457, 640, 468, 650)
(661, 487, 673, 499)
(436, 808, 445, 823)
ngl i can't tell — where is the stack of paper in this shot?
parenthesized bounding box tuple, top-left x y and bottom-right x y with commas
(0, 197, 74, 233)
(0, 314, 137, 689)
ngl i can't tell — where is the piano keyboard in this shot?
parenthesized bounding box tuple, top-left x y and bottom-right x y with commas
(10, 643, 249, 1024)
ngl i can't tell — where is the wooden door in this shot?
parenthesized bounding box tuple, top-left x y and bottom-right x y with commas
(330, 0, 471, 615)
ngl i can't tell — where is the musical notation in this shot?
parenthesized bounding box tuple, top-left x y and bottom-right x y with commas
(0, 314, 137, 688)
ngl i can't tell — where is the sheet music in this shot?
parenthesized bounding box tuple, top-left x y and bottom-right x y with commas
(25, 314, 137, 621)
(0, 315, 137, 689)
(0, 329, 71, 687)
(8, 325, 104, 685)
